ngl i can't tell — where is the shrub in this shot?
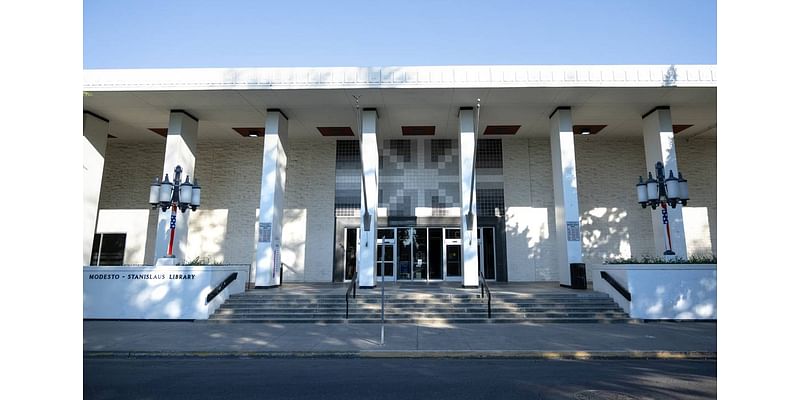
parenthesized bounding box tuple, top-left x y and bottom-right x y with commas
(605, 254, 716, 264)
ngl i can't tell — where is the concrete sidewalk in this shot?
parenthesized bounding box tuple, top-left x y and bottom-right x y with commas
(83, 320, 716, 359)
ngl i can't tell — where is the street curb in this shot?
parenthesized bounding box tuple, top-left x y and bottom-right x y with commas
(84, 350, 716, 360)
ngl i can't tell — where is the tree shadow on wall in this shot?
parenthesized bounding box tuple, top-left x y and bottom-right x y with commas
(581, 206, 649, 265)
(276, 209, 308, 281)
(503, 208, 553, 281)
(504, 205, 652, 280)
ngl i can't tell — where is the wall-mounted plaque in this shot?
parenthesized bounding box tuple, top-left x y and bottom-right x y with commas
(259, 223, 272, 243)
(567, 221, 580, 242)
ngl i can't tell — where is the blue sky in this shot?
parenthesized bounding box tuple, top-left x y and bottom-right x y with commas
(84, 0, 716, 68)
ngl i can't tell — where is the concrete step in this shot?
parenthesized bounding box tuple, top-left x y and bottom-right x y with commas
(224, 298, 619, 305)
(233, 293, 612, 300)
(233, 293, 611, 300)
(215, 305, 623, 314)
(209, 288, 629, 323)
(205, 317, 632, 324)
(209, 309, 624, 317)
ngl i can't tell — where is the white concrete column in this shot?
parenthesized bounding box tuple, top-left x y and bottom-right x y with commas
(255, 109, 289, 287)
(83, 111, 109, 266)
(549, 107, 583, 286)
(154, 110, 198, 263)
(642, 106, 688, 258)
(358, 109, 379, 288)
(458, 108, 479, 288)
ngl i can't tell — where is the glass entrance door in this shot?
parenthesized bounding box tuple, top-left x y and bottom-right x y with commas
(370, 226, 465, 282)
(428, 228, 443, 280)
(395, 227, 434, 281)
(377, 228, 395, 282)
(412, 228, 427, 280)
(343, 228, 358, 282)
(477, 227, 496, 281)
(444, 228, 462, 281)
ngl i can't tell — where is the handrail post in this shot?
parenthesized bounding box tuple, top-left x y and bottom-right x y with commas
(345, 270, 358, 319)
(479, 271, 491, 319)
(205, 272, 238, 305)
(601, 271, 632, 302)
(488, 290, 492, 319)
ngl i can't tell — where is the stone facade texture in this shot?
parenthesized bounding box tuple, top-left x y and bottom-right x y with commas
(97, 135, 716, 283)
(97, 138, 336, 284)
(501, 136, 717, 282)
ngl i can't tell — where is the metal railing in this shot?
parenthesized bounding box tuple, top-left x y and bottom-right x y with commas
(600, 271, 631, 301)
(478, 270, 492, 319)
(205, 272, 238, 304)
(345, 271, 358, 319)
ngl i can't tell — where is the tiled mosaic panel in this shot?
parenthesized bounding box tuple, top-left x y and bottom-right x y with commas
(380, 139, 459, 216)
(335, 140, 361, 216)
(334, 139, 505, 217)
(476, 139, 505, 217)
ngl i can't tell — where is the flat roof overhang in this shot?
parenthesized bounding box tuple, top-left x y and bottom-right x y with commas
(83, 65, 716, 142)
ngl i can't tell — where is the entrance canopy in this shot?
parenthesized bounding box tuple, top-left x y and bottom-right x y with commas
(84, 65, 717, 143)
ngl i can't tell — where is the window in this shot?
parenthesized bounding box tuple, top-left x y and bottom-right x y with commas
(90, 233, 126, 265)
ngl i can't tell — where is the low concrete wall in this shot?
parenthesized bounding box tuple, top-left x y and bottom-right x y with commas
(590, 264, 716, 320)
(84, 265, 249, 320)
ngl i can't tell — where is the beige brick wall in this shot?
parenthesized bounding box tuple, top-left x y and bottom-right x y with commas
(675, 137, 717, 256)
(97, 136, 714, 283)
(97, 138, 337, 283)
(528, 139, 559, 281)
(97, 142, 163, 264)
(503, 138, 556, 281)
(574, 136, 653, 264)
(282, 139, 336, 282)
(503, 136, 717, 282)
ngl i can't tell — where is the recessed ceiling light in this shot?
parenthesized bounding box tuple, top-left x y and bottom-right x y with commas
(233, 127, 265, 137)
(572, 125, 607, 135)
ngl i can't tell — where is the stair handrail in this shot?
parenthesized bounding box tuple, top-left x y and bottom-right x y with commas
(345, 271, 358, 319)
(600, 271, 631, 301)
(478, 270, 492, 319)
(205, 272, 238, 305)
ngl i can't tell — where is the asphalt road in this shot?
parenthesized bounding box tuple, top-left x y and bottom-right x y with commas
(84, 358, 716, 399)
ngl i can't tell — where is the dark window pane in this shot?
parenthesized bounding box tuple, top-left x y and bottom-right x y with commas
(446, 244, 462, 277)
(345, 228, 358, 280)
(445, 229, 461, 239)
(483, 228, 496, 280)
(90, 234, 101, 266)
(98, 234, 126, 266)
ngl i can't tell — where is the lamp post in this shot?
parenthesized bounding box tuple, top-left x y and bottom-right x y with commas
(149, 165, 201, 259)
(635, 161, 689, 256)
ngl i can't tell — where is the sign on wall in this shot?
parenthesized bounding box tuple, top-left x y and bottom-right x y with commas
(567, 221, 580, 241)
(84, 266, 249, 319)
(259, 223, 272, 243)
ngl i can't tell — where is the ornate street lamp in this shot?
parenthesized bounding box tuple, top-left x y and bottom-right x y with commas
(635, 161, 689, 256)
(148, 165, 201, 258)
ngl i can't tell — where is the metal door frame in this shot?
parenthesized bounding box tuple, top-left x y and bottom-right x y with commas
(443, 228, 462, 281)
(477, 227, 497, 281)
(376, 228, 397, 282)
(342, 227, 360, 282)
